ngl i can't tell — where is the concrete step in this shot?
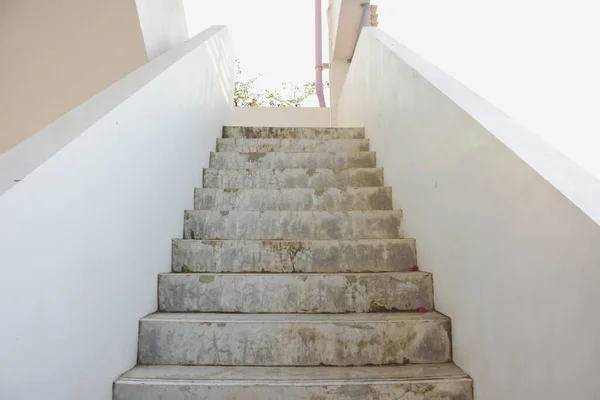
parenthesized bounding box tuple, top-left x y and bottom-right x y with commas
(158, 272, 433, 313)
(137, 312, 451, 366)
(217, 138, 370, 152)
(172, 239, 417, 273)
(203, 168, 384, 189)
(223, 126, 365, 139)
(194, 187, 392, 211)
(210, 152, 376, 169)
(183, 210, 403, 240)
(114, 364, 473, 400)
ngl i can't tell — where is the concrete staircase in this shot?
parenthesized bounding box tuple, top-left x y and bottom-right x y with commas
(113, 126, 472, 399)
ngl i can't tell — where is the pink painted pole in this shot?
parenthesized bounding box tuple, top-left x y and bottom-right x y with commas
(315, 0, 326, 107)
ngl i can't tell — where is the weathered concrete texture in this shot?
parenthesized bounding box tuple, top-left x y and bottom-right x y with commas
(112, 123, 472, 398)
(216, 138, 370, 152)
(183, 210, 403, 240)
(137, 312, 451, 366)
(172, 239, 417, 273)
(118, 363, 469, 381)
(115, 379, 472, 400)
(114, 364, 473, 400)
(194, 187, 393, 211)
(158, 272, 433, 313)
(203, 168, 384, 189)
(223, 126, 365, 139)
(209, 152, 376, 169)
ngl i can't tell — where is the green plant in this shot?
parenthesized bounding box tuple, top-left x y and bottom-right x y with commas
(234, 60, 326, 107)
(233, 60, 262, 107)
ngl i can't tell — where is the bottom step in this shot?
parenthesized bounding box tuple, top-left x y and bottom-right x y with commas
(114, 364, 472, 400)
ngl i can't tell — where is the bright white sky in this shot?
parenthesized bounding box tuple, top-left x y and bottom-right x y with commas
(377, 0, 600, 178)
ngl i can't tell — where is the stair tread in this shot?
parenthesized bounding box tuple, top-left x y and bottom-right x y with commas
(203, 167, 382, 175)
(117, 363, 470, 383)
(195, 186, 392, 211)
(159, 272, 429, 276)
(158, 271, 433, 313)
(138, 312, 451, 366)
(172, 239, 417, 272)
(186, 210, 401, 214)
(197, 186, 391, 190)
(217, 138, 369, 141)
(204, 167, 381, 171)
(141, 311, 447, 322)
(212, 151, 375, 154)
(216, 138, 370, 142)
(175, 238, 412, 243)
(203, 168, 384, 189)
(223, 126, 365, 139)
(172, 238, 417, 273)
(210, 152, 376, 168)
(183, 209, 403, 240)
(216, 138, 370, 153)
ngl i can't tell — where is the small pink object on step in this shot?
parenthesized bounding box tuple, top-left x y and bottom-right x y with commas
(417, 306, 427, 313)
(410, 265, 419, 272)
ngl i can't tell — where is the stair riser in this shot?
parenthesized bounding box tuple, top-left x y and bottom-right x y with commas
(172, 239, 417, 273)
(203, 168, 384, 189)
(138, 318, 451, 366)
(216, 138, 370, 152)
(183, 210, 403, 240)
(114, 380, 473, 400)
(209, 152, 376, 169)
(223, 127, 365, 139)
(158, 273, 433, 313)
(194, 187, 392, 211)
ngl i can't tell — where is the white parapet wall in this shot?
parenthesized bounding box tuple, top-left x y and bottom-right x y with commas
(337, 28, 600, 399)
(135, 0, 189, 60)
(232, 107, 332, 127)
(0, 26, 234, 400)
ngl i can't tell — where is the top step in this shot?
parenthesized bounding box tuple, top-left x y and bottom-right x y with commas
(223, 127, 365, 139)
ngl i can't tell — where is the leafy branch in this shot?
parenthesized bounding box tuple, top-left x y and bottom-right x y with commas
(233, 60, 326, 107)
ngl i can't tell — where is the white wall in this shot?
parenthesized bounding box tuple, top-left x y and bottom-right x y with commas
(337, 28, 600, 400)
(232, 107, 331, 127)
(135, 0, 189, 60)
(376, 0, 600, 180)
(0, 26, 234, 400)
(326, 0, 368, 113)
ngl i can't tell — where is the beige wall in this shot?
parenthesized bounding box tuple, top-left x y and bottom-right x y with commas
(0, 0, 148, 155)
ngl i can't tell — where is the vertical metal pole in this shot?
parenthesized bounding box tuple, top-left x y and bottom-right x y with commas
(315, 0, 326, 107)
